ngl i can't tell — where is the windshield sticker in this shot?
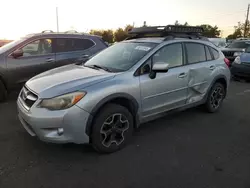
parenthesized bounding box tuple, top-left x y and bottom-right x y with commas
(135, 46, 151, 51)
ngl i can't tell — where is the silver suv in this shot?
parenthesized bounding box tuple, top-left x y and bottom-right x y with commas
(17, 25, 231, 153)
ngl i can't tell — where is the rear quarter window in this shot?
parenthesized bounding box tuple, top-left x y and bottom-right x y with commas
(74, 39, 95, 51)
(209, 47, 220, 59)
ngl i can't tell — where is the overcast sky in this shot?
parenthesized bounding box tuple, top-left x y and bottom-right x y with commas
(0, 0, 249, 39)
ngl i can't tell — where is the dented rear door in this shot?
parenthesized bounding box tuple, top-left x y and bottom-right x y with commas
(184, 43, 215, 104)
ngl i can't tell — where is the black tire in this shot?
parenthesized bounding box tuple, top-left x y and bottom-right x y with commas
(205, 82, 225, 113)
(0, 80, 7, 102)
(91, 103, 133, 153)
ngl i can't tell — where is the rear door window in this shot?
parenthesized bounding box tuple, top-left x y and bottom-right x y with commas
(205, 46, 213, 61)
(185, 43, 206, 64)
(73, 39, 95, 51)
(55, 38, 95, 53)
(56, 38, 74, 53)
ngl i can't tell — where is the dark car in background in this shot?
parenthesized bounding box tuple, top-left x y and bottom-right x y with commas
(221, 40, 250, 66)
(231, 46, 250, 81)
(0, 30, 108, 101)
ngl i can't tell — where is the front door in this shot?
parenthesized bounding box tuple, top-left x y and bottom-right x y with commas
(139, 43, 188, 117)
(6, 38, 55, 86)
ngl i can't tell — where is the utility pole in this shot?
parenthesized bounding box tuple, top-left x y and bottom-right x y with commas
(56, 7, 59, 32)
(244, 4, 250, 37)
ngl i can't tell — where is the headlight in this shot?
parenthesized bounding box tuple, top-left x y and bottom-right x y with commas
(234, 52, 243, 56)
(38, 92, 86, 110)
(234, 56, 241, 64)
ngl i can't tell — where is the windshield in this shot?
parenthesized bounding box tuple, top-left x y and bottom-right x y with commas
(84, 42, 157, 72)
(227, 41, 250, 49)
(0, 38, 26, 54)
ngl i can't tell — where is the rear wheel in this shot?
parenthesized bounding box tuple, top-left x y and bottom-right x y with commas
(205, 82, 225, 113)
(91, 103, 133, 153)
(0, 80, 7, 102)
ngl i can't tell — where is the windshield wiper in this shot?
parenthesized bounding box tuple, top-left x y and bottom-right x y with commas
(85, 64, 112, 72)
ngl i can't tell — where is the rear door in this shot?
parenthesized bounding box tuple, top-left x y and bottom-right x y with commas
(6, 38, 56, 85)
(183, 42, 216, 104)
(54, 38, 95, 68)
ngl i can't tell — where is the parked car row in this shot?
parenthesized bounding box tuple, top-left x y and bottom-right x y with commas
(0, 30, 108, 101)
(11, 25, 232, 153)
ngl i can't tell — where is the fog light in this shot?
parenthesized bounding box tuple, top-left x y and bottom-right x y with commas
(57, 128, 64, 136)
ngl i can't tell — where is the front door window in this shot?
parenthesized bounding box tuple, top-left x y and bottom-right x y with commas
(21, 39, 52, 57)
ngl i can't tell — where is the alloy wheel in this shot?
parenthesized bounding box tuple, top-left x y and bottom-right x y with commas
(210, 86, 224, 109)
(100, 113, 129, 148)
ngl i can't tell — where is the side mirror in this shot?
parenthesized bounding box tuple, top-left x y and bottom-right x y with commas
(152, 62, 169, 72)
(11, 49, 23, 58)
(149, 62, 169, 79)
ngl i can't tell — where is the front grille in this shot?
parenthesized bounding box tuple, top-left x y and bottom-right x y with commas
(20, 86, 38, 110)
(222, 51, 234, 57)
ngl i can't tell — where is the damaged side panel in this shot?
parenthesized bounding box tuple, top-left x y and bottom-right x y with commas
(186, 67, 210, 104)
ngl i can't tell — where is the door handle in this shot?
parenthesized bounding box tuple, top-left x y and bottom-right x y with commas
(209, 65, 215, 70)
(178, 72, 187, 78)
(46, 58, 55, 62)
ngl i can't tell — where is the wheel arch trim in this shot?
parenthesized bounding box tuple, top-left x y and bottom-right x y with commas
(85, 93, 140, 136)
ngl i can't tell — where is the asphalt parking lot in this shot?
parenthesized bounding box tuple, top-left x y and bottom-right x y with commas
(1, 81, 250, 188)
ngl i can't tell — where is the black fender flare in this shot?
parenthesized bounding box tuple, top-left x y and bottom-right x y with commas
(204, 74, 228, 101)
(85, 93, 140, 136)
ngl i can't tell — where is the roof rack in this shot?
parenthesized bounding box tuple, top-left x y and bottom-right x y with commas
(64, 30, 78, 33)
(126, 25, 207, 41)
(41, 30, 54, 33)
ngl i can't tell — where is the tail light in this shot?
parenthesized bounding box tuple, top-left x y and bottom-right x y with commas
(224, 58, 230, 67)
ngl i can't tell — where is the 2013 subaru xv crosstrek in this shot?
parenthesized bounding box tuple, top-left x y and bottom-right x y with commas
(17, 26, 231, 153)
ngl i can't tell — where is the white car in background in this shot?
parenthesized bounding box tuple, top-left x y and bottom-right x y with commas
(209, 38, 227, 49)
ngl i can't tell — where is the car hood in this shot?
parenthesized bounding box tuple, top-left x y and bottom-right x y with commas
(221, 48, 245, 52)
(26, 65, 116, 98)
(240, 53, 250, 63)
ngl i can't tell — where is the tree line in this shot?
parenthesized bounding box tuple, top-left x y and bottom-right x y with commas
(89, 21, 222, 43)
(226, 21, 250, 39)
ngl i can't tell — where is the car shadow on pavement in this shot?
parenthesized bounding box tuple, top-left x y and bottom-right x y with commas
(15, 106, 204, 157)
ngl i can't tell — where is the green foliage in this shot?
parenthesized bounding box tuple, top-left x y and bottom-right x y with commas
(114, 25, 134, 42)
(200, 24, 221, 38)
(114, 28, 127, 42)
(89, 29, 114, 43)
(89, 25, 134, 43)
(89, 29, 103, 36)
(102, 30, 114, 43)
(226, 21, 250, 39)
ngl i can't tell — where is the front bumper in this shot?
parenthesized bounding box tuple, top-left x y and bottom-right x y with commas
(231, 63, 250, 78)
(17, 97, 91, 144)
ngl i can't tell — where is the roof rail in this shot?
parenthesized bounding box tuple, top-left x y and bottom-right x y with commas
(126, 25, 206, 41)
(64, 30, 78, 34)
(41, 30, 54, 33)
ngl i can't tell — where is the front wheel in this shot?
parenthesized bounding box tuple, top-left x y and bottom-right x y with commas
(205, 82, 225, 113)
(91, 103, 134, 153)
